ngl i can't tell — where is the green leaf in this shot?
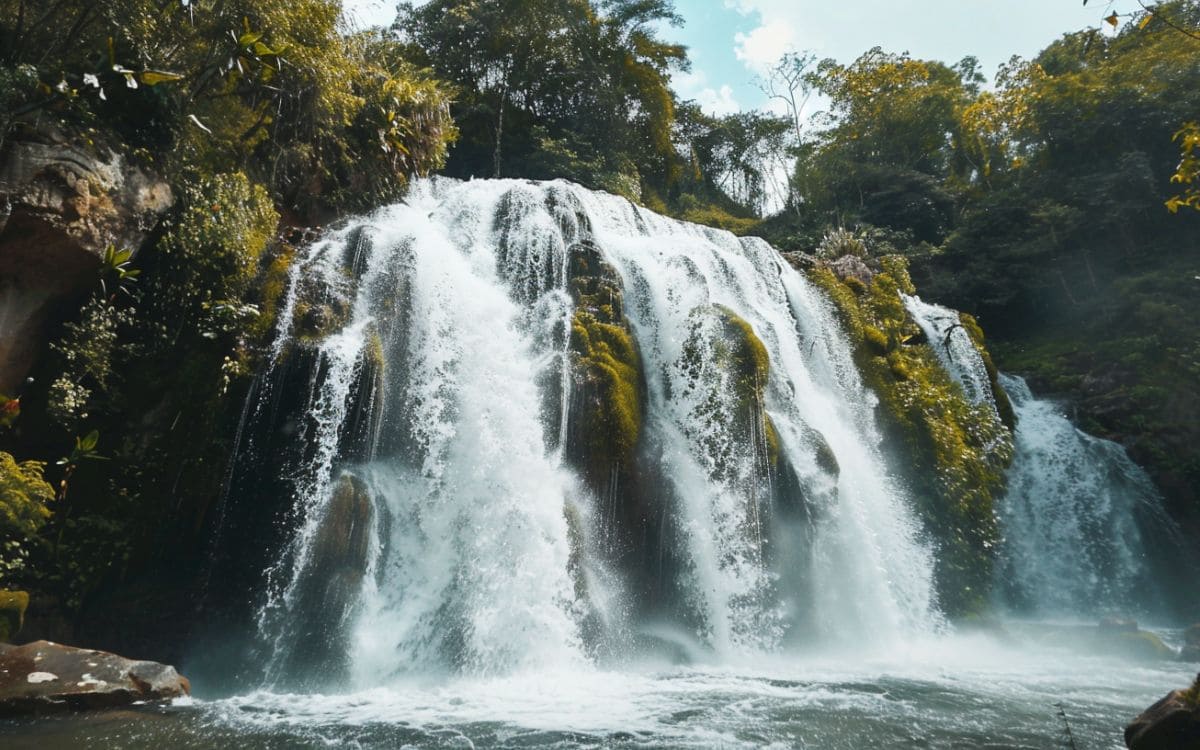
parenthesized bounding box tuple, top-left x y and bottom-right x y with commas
(139, 70, 185, 86)
(80, 430, 99, 452)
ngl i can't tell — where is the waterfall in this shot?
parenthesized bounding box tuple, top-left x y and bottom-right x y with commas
(230, 178, 942, 685)
(997, 374, 1185, 618)
(902, 294, 997, 411)
(903, 295, 1187, 619)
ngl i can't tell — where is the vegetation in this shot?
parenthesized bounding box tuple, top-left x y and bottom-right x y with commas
(761, 1, 1200, 540)
(0, 589, 29, 641)
(568, 244, 644, 484)
(0, 0, 456, 627)
(0, 0, 1195, 648)
(809, 255, 1013, 615)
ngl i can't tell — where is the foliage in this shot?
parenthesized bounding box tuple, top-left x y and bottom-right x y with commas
(397, 0, 684, 196)
(0, 453, 53, 542)
(672, 104, 793, 217)
(99, 245, 140, 300)
(0, 0, 456, 213)
(1186, 673, 1200, 706)
(1168, 121, 1200, 213)
(0, 589, 28, 641)
(47, 298, 132, 429)
(764, 2, 1200, 541)
(816, 228, 868, 260)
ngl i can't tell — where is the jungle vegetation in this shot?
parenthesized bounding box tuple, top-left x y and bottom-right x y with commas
(0, 0, 1197, 645)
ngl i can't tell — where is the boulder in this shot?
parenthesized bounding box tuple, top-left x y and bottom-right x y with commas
(0, 640, 189, 716)
(1125, 679, 1200, 750)
(1182, 624, 1200, 663)
(0, 127, 172, 392)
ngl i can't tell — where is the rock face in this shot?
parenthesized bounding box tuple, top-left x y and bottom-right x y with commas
(1125, 681, 1200, 750)
(0, 128, 173, 392)
(0, 640, 190, 716)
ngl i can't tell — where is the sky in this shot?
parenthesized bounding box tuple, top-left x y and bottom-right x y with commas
(343, 0, 1144, 116)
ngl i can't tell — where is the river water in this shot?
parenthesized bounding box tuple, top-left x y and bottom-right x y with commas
(3, 631, 1194, 749)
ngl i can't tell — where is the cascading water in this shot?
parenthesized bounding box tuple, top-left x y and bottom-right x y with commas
(26, 180, 1200, 750)
(242, 178, 941, 685)
(996, 373, 1188, 618)
(903, 294, 1189, 619)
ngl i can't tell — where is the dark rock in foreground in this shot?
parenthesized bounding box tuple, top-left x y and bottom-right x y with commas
(1126, 677, 1200, 750)
(0, 640, 190, 716)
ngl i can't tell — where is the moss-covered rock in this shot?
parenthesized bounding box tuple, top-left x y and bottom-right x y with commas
(0, 591, 29, 643)
(570, 309, 642, 476)
(566, 241, 645, 487)
(809, 256, 1014, 617)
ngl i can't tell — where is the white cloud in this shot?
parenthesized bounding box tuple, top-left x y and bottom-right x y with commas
(341, 0, 399, 29)
(697, 85, 741, 116)
(672, 70, 742, 115)
(723, 0, 1143, 81)
(733, 18, 797, 73)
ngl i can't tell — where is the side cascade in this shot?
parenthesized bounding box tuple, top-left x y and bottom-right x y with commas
(904, 295, 1190, 619)
(220, 178, 948, 687)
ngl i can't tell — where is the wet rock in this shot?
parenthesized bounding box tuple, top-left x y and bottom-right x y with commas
(0, 127, 172, 391)
(0, 640, 189, 716)
(1125, 679, 1200, 750)
(1093, 618, 1176, 661)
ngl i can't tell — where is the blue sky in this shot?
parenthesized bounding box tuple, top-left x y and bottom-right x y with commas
(344, 0, 1143, 115)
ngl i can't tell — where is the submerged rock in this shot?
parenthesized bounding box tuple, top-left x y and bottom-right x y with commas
(1091, 621, 1176, 661)
(0, 640, 189, 716)
(1125, 677, 1200, 750)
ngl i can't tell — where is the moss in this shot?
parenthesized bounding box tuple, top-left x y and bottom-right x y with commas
(809, 256, 1014, 617)
(251, 245, 298, 341)
(763, 414, 781, 468)
(843, 276, 868, 296)
(712, 305, 771, 397)
(0, 590, 29, 642)
(864, 326, 890, 355)
(571, 310, 643, 471)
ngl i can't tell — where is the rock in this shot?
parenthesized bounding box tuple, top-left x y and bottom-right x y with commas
(1183, 624, 1200, 663)
(0, 590, 29, 642)
(824, 253, 875, 287)
(0, 127, 173, 392)
(0, 640, 189, 716)
(1125, 679, 1200, 750)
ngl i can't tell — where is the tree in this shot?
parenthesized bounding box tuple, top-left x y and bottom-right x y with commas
(397, 0, 686, 198)
(0, 0, 456, 213)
